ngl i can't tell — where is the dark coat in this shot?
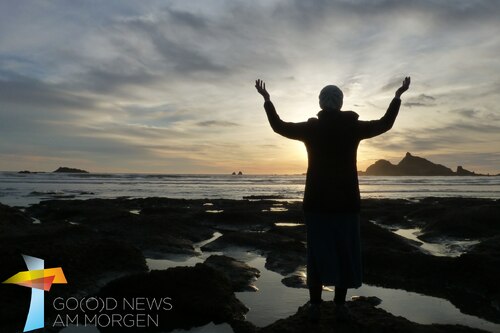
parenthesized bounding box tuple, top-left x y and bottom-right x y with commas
(264, 98, 401, 213)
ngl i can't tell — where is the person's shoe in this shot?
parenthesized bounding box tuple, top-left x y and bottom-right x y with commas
(335, 303, 354, 323)
(307, 302, 321, 323)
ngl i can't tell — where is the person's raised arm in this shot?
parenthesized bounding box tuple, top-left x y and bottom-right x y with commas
(255, 79, 310, 141)
(358, 76, 411, 140)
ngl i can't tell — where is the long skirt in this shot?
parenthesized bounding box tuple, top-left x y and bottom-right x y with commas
(305, 212, 362, 288)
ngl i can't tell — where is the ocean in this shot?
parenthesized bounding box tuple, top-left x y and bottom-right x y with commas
(3, 171, 500, 332)
(0, 172, 499, 207)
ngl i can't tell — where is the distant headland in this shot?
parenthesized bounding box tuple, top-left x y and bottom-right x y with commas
(18, 166, 89, 174)
(360, 152, 491, 176)
(53, 167, 89, 173)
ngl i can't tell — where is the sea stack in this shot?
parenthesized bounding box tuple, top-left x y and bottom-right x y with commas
(365, 152, 456, 176)
(456, 166, 476, 176)
(53, 167, 89, 173)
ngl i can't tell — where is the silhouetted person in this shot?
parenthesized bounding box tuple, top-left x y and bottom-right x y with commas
(255, 77, 411, 322)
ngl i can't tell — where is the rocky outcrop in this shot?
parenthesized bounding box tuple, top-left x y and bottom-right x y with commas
(364, 159, 400, 175)
(0, 202, 33, 232)
(201, 230, 306, 275)
(2, 197, 499, 331)
(205, 255, 260, 291)
(0, 204, 148, 332)
(281, 273, 307, 288)
(27, 198, 215, 255)
(365, 152, 455, 176)
(53, 166, 89, 173)
(91, 264, 248, 332)
(364, 152, 487, 176)
(260, 299, 487, 333)
(456, 165, 476, 176)
(419, 202, 500, 239)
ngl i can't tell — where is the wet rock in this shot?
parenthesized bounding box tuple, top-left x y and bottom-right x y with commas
(420, 202, 500, 240)
(265, 250, 306, 276)
(260, 299, 488, 333)
(242, 195, 287, 200)
(231, 319, 258, 333)
(90, 263, 248, 332)
(202, 230, 306, 275)
(267, 224, 306, 241)
(5, 197, 500, 328)
(0, 220, 147, 332)
(350, 295, 382, 306)
(281, 273, 307, 289)
(360, 218, 500, 323)
(202, 230, 303, 252)
(205, 255, 260, 292)
(0, 203, 33, 235)
(27, 198, 214, 255)
(452, 235, 500, 321)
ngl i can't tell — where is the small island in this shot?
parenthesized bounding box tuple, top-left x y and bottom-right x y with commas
(53, 167, 89, 174)
(361, 152, 487, 176)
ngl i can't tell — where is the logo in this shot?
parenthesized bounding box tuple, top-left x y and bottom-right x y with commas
(2, 255, 67, 332)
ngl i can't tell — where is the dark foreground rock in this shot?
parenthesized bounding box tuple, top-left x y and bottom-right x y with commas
(281, 273, 307, 289)
(63, 263, 249, 332)
(200, 197, 500, 323)
(0, 204, 147, 332)
(1, 196, 499, 331)
(418, 200, 500, 239)
(260, 299, 488, 333)
(0, 202, 33, 233)
(205, 255, 261, 291)
(26, 197, 299, 255)
(202, 230, 306, 275)
(27, 198, 214, 255)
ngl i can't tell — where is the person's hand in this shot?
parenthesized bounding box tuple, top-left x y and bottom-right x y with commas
(395, 76, 411, 99)
(255, 79, 270, 102)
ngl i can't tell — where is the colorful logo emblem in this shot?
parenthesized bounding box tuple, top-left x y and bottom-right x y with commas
(2, 255, 67, 332)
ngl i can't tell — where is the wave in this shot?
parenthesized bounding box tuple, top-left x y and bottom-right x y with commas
(1, 173, 499, 207)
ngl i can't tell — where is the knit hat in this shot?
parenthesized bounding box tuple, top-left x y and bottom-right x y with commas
(319, 85, 343, 110)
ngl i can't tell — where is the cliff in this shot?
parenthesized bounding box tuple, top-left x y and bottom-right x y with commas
(364, 152, 480, 176)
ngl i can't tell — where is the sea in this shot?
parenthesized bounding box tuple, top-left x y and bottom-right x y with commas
(2, 172, 500, 333)
(1, 172, 500, 207)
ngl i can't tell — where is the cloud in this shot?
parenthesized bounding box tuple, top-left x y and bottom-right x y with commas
(365, 121, 500, 154)
(455, 109, 481, 119)
(112, 10, 229, 74)
(196, 120, 239, 127)
(0, 0, 499, 173)
(75, 68, 161, 95)
(403, 94, 436, 107)
(0, 71, 96, 111)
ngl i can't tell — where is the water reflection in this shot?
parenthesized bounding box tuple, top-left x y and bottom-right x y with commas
(145, 236, 500, 332)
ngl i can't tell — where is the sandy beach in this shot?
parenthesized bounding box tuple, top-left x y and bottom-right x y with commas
(1, 196, 499, 332)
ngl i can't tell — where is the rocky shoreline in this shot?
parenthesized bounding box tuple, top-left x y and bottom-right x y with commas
(1, 197, 499, 332)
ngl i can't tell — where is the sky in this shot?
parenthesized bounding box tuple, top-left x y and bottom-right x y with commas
(0, 0, 499, 174)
